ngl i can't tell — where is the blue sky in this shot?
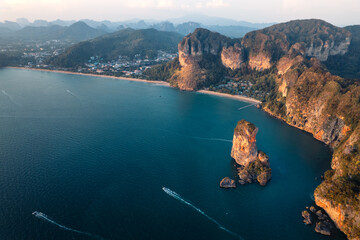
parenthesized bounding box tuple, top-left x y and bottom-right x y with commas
(1, 0, 359, 26)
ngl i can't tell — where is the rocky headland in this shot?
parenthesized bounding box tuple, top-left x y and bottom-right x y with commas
(151, 19, 360, 239)
(219, 177, 236, 188)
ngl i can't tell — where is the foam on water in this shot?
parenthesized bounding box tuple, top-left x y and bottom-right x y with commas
(32, 211, 103, 240)
(162, 187, 244, 239)
(66, 90, 80, 99)
(238, 103, 257, 111)
(1, 90, 20, 106)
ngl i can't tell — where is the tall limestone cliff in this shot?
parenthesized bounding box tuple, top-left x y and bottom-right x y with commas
(170, 28, 243, 90)
(256, 24, 360, 239)
(231, 120, 271, 186)
(168, 19, 352, 91)
(241, 19, 351, 70)
(269, 53, 360, 238)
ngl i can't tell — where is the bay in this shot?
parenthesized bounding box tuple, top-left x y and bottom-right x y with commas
(0, 68, 346, 240)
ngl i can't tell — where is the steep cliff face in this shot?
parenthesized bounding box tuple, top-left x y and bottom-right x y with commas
(173, 28, 236, 90)
(221, 43, 244, 70)
(231, 120, 258, 165)
(178, 28, 231, 60)
(169, 19, 352, 90)
(241, 19, 351, 70)
(276, 60, 349, 146)
(231, 120, 272, 186)
(265, 19, 351, 61)
(264, 56, 360, 239)
(314, 126, 360, 239)
(325, 25, 360, 79)
(241, 30, 288, 71)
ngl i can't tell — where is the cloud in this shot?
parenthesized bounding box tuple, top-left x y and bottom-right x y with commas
(126, 0, 176, 9)
(157, 0, 175, 8)
(125, 0, 154, 8)
(180, 4, 191, 9)
(195, 3, 203, 8)
(206, 0, 229, 8)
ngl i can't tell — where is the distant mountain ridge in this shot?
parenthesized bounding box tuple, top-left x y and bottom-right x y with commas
(0, 21, 106, 42)
(0, 16, 269, 38)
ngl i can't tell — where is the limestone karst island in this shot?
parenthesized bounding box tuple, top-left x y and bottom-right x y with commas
(0, 1, 359, 240)
(220, 120, 271, 188)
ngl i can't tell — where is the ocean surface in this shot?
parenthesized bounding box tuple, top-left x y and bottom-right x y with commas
(0, 68, 347, 240)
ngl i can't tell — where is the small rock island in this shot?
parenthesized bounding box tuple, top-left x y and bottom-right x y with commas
(231, 120, 272, 186)
(302, 205, 335, 236)
(219, 177, 236, 188)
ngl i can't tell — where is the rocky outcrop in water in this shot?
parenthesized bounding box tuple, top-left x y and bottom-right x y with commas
(219, 177, 236, 188)
(302, 210, 313, 225)
(231, 120, 271, 186)
(302, 206, 335, 236)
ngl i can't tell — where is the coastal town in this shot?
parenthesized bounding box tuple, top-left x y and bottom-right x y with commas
(14, 44, 178, 78)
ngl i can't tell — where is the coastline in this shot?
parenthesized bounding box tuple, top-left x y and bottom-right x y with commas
(197, 90, 261, 104)
(8, 67, 171, 86)
(8, 67, 261, 104)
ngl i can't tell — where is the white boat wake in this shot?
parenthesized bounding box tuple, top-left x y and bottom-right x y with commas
(238, 103, 257, 111)
(1, 90, 20, 106)
(162, 187, 244, 239)
(32, 211, 103, 240)
(66, 89, 80, 99)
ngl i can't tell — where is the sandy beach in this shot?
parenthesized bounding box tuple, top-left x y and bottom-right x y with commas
(8, 67, 171, 86)
(8, 67, 262, 104)
(197, 90, 261, 104)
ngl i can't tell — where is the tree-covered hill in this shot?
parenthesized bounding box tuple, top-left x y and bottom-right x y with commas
(49, 28, 183, 67)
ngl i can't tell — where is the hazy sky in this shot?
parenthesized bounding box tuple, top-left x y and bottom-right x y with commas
(1, 0, 359, 26)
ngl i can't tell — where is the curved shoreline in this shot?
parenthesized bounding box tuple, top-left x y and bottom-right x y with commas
(7, 67, 261, 104)
(197, 90, 261, 104)
(8, 67, 171, 86)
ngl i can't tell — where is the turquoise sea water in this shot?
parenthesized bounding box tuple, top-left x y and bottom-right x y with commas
(0, 68, 347, 240)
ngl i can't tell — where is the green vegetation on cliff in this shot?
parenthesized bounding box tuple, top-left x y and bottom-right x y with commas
(144, 57, 181, 81)
(325, 25, 360, 80)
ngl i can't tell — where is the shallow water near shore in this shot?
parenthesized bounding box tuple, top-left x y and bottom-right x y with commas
(0, 68, 347, 240)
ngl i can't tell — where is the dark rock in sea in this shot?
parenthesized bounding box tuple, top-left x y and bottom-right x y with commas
(315, 221, 333, 236)
(237, 168, 252, 184)
(316, 210, 328, 220)
(301, 205, 336, 236)
(220, 177, 236, 188)
(302, 210, 312, 225)
(257, 171, 272, 186)
(309, 206, 316, 213)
